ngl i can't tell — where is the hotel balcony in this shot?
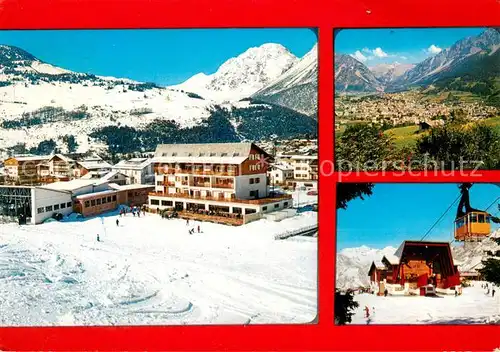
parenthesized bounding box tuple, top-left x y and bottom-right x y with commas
(154, 165, 238, 177)
(212, 183, 234, 189)
(149, 191, 292, 205)
(192, 182, 211, 188)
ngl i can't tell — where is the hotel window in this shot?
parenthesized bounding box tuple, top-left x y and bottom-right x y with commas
(102, 197, 107, 204)
(45, 205, 53, 212)
(150, 199, 160, 205)
(91, 200, 96, 206)
(221, 153, 227, 157)
(37, 207, 44, 214)
(250, 178, 254, 184)
(255, 178, 260, 183)
(96, 199, 102, 205)
(112, 195, 117, 201)
(67, 202, 72, 208)
(262, 206, 267, 211)
(249, 190, 257, 197)
(284, 202, 289, 207)
(274, 204, 279, 208)
(85, 201, 90, 208)
(60, 203, 66, 209)
(54, 204, 60, 210)
(107, 196, 111, 202)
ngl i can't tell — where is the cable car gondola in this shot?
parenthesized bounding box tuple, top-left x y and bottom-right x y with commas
(454, 183, 498, 242)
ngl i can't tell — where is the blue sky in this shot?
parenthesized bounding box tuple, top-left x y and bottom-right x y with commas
(0, 29, 317, 86)
(337, 183, 500, 250)
(335, 27, 486, 66)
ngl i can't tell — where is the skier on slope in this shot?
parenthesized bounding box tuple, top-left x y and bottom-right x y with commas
(97, 234, 100, 242)
(116, 219, 119, 226)
(364, 306, 370, 318)
(493, 288, 496, 298)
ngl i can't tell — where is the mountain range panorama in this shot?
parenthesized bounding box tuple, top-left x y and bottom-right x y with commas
(0, 28, 497, 155)
(0, 42, 318, 155)
(335, 28, 500, 94)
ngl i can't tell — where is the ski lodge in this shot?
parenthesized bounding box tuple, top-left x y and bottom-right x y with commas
(148, 142, 293, 225)
(369, 241, 461, 296)
(0, 180, 153, 225)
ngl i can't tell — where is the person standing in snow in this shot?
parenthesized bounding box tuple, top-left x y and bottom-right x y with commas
(186, 219, 190, 226)
(384, 288, 388, 297)
(97, 234, 100, 242)
(493, 288, 496, 298)
(197, 225, 200, 233)
(364, 306, 370, 318)
(116, 219, 119, 226)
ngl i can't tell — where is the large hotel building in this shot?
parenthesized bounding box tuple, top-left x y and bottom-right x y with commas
(149, 143, 292, 224)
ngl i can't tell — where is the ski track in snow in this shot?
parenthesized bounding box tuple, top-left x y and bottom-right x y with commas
(0, 211, 317, 326)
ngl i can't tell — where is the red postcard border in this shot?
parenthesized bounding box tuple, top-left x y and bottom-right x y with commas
(0, 0, 499, 350)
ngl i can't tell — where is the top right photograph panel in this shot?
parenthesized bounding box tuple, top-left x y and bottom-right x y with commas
(334, 28, 500, 171)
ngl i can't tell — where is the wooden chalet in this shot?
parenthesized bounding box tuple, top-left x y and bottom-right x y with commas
(369, 241, 461, 296)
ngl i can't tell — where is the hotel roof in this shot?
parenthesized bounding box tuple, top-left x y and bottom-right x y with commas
(153, 142, 268, 165)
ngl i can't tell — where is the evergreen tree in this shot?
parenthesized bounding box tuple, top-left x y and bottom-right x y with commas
(334, 183, 374, 324)
(335, 290, 359, 325)
(478, 237, 500, 286)
(416, 122, 500, 170)
(335, 124, 395, 171)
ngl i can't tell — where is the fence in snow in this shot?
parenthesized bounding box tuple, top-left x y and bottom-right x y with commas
(274, 224, 318, 240)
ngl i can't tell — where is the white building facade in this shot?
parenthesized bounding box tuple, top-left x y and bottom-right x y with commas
(149, 143, 292, 220)
(112, 158, 154, 184)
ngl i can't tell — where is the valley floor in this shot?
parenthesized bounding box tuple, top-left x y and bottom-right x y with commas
(0, 211, 317, 326)
(350, 282, 500, 325)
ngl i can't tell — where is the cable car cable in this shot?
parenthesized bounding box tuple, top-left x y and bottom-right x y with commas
(420, 193, 462, 242)
(484, 196, 500, 212)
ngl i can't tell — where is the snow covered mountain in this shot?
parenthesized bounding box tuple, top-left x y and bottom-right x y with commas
(252, 44, 317, 116)
(170, 43, 299, 102)
(453, 229, 500, 273)
(336, 230, 500, 291)
(369, 62, 415, 86)
(336, 245, 397, 290)
(334, 53, 383, 93)
(0, 44, 317, 154)
(389, 28, 500, 90)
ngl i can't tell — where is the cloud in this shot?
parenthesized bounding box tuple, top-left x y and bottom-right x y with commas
(351, 50, 368, 62)
(372, 47, 388, 58)
(399, 56, 408, 60)
(426, 44, 442, 54)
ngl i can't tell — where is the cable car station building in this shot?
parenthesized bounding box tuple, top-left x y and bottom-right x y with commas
(369, 241, 461, 296)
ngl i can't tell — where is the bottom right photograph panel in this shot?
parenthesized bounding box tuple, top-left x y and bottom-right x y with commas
(335, 182, 500, 325)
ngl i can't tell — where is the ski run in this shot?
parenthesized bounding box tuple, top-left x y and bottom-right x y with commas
(0, 209, 317, 326)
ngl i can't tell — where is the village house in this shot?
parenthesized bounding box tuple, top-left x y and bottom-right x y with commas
(149, 142, 292, 225)
(369, 241, 461, 296)
(267, 164, 294, 185)
(48, 154, 76, 179)
(72, 157, 112, 178)
(111, 157, 154, 184)
(3, 155, 51, 185)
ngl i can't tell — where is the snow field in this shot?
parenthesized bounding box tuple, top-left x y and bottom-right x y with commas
(0, 211, 317, 326)
(350, 282, 500, 325)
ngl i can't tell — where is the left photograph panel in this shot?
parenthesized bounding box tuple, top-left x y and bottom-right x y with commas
(0, 29, 319, 326)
